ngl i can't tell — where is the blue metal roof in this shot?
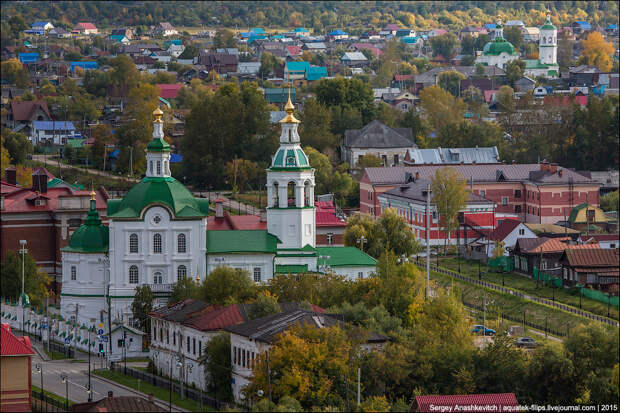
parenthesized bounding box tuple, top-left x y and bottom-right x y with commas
(294, 28, 309, 32)
(170, 153, 183, 163)
(573, 21, 592, 29)
(18, 53, 39, 63)
(286, 61, 310, 71)
(251, 27, 265, 34)
(484, 23, 496, 29)
(329, 29, 347, 36)
(307, 66, 327, 81)
(70, 61, 98, 71)
(33, 121, 75, 130)
(32, 21, 51, 27)
(607, 24, 619, 29)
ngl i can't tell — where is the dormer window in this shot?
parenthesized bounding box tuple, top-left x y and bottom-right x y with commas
(35, 199, 46, 206)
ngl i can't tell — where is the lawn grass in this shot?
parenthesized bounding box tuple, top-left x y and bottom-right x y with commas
(437, 257, 619, 321)
(44, 347, 70, 360)
(93, 369, 217, 412)
(32, 385, 74, 407)
(232, 191, 267, 209)
(428, 268, 604, 337)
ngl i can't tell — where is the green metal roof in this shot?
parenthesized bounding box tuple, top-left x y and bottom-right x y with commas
(524, 59, 550, 69)
(146, 137, 171, 152)
(270, 147, 312, 169)
(65, 139, 84, 149)
(207, 230, 279, 254)
(275, 264, 308, 274)
(315, 246, 376, 267)
(568, 203, 599, 223)
(63, 200, 109, 253)
(540, 17, 556, 30)
(482, 38, 518, 56)
(47, 178, 84, 190)
(107, 176, 209, 219)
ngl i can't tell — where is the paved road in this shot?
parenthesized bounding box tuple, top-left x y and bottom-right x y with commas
(32, 154, 140, 182)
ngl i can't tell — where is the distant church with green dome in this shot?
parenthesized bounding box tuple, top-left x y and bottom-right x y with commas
(476, 15, 559, 78)
(59, 99, 376, 336)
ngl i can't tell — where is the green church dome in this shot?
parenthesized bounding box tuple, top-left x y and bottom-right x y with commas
(146, 137, 171, 152)
(63, 197, 109, 253)
(540, 16, 556, 30)
(270, 147, 311, 170)
(107, 177, 209, 219)
(483, 38, 518, 56)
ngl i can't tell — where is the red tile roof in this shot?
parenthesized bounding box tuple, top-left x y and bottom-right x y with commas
(1, 179, 107, 214)
(207, 213, 267, 231)
(10, 100, 51, 121)
(489, 219, 521, 241)
(156, 83, 183, 99)
(1, 323, 35, 356)
(75, 22, 97, 30)
(583, 234, 620, 243)
(414, 393, 518, 412)
(519, 237, 600, 253)
(286, 45, 302, 55)
(315, 201, 346, 227)
(184, 305, 245, 331)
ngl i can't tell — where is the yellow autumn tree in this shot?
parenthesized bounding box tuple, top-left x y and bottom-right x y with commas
(16, 165, 33, 187)
(581, 32, 615, 72)
(419, 85, 467, 134)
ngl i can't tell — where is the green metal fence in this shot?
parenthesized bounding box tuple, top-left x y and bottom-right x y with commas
(488, 256, 514, 272)
(533, 267, 563, 288)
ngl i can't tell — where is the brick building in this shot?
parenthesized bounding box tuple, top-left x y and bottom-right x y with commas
(0, 323, 35, 413)
(1, 168, 108, 299)
(361, 162, 600, 224)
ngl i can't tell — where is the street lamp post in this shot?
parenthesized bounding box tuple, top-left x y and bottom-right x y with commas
(88, 327, 92, 401)
(61, 374, 69, 410)
(19, 240, 28, 333)
(36, 364, 43, 404)
(356, 235, 366, 252)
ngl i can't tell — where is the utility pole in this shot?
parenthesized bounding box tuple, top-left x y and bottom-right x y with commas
(425, 184, 431, 300)
(19, 240, 27, 333)
(129, 146, 133, 177)
(266, 352, 272, 403)
(88, 327, 92, 401)
(45, 295, 50, 353)
(357, 367, 361, 407)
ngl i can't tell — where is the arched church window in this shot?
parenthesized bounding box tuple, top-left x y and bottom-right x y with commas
(177, 233, 186, 253)
(273, 182, 279, 207)
(157, 161, 161, 175)
(287, 181, 296, 206)
(164, 160, 168, 174)
(153, 233, 162, 253)
(288, 129, 292, 142)
(150, 161, 154, 175)
(129, 234, 138, 253)
(153, 271, 163, 284)
(71, 266, 76, 281)
(129, 266, 139, 284)
(177, 265, 187, 281)
(542, 36, 546, 44)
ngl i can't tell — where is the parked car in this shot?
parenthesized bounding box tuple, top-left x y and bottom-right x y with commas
(515, 336, 538, 348)
(472, 324, 496, 336)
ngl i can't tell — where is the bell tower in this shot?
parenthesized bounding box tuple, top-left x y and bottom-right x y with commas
(539, 12, 557, 65)
(266, 90, 316, 249)
(145, 107, 172, 178)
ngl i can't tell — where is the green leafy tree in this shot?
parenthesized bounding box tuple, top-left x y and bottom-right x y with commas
(525, 342, 577, 404)
(460, 34, 475, 55)
(224, 158, 263, 194)
(214, 29, 236, 48)
(431, 167, 469, 254)
(248, 291, 281, 320)
(304, 146, 356, 205)
(91, 124, 114, 170)
(178, 44, 198, 59)
(168, 275, 200, 304)
(200, 266, 257, 306)
(2, 129, 33, 165)
(83, 70, 112, 97)
(600, 191, 619, 212)
(505, 59, 526, 88)
(474, 335, 528, 395)
(110, 55, 140, 90)
(504, 26, 523, 50)
(430, 33, 458, 60)
(131, 285, 154, 339)
(182, 82, 273, 187)
(8, 15, 28, 39)
(474, 34, 491, 52)
(438, 70, 466, 97)
(1, 59, 31, 88)
(315, 77, 375, 125)
(266, 272, 353, 309)
(259, 51, 279, 78)
(419, 85, 467, 133)
(0, 250, 51, 307)
(299, 98, 336, 152)
(200, 332, 233, 401)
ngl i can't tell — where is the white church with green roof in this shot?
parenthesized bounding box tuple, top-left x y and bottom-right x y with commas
(476, 14, 558, 78)
(60, 101, 375, 329)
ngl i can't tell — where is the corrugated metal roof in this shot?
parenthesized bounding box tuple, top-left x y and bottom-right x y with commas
(344, 120, 414, 149)
(565, 248, 619, 267)
(0, 323, 35, 356)
(363, 164, 596, 186)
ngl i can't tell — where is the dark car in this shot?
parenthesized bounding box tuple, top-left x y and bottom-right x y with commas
(515, 337, 538, 348)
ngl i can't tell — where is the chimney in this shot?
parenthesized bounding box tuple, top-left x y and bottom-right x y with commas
(108, 391, 114, 399)
(5, 167, 16, 185)
(549, 163, 558, 174)
(32, 169, 48, 193)
(214, 199, 224, 218)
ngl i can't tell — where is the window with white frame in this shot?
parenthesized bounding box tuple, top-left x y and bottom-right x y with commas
(177, 265, 187, 281)
(253, 267, 261, 283)
(129, 233, 139, 253)
(177, 233, 186, 253)
(157, 161, 161, 175)
(358, 272, 363, 279)
(153, 271, 163, 284)
(327, 233, 334, 245)
(153, 233, 162, 253)
(502, 197, 508, 205)
(71, 266, 76, 280)
(129, 265, 139, 284)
